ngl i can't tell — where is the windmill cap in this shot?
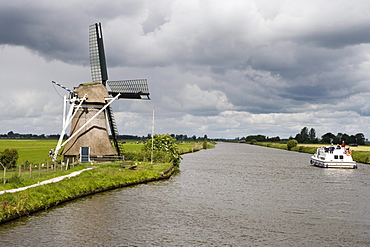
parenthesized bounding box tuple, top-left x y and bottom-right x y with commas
(74, 83, 108, 103)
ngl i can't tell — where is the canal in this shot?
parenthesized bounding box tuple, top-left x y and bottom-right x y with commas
(0, 142, 370, 246)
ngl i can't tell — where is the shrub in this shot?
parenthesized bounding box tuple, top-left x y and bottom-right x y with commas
(250, 139, 257, 145)
(0, 149, 19, 170)
(287, 139, 298, 151)
(142, 134, 182, 167)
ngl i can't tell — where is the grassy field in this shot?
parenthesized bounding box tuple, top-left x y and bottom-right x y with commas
(0, 162, 174, 223)
(297, 143, 370, 151)
(0, 139, 57, 165)
(0, 139, 213, 166)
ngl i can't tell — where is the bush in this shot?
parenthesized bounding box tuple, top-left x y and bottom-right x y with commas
(142, 134, 182, 167)
(287, 139, 298, 151)
(0, 149, 19, 170)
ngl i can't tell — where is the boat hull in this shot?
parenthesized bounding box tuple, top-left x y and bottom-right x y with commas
(310, 157, 357, 169)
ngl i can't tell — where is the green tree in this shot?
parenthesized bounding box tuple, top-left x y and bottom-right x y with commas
(309, 128, 316, 143)
(143, 134, 182, 167)
(203, 135, 208, 149)
(287, 139, 298, 150)
(295, 127, 309, 143)
(245, 135, 266, 142)
(321, 132, 336, 144)
(0, 149, 19, 170)
(355, 133, 365, 145)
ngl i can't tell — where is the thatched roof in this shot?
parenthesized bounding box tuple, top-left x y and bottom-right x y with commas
(74, 83, 108, 103)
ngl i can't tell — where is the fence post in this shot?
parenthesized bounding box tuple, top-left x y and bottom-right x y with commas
(29, 163, 32, 178)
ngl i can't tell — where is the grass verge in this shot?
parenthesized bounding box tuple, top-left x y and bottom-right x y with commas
(0, 140, 215, 224)
(0, 162, 174, 223)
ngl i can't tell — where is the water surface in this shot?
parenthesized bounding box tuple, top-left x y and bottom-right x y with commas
(1, 143, 369, 246)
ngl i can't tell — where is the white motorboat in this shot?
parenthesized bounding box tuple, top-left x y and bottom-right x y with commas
(310, 146, 357, 169)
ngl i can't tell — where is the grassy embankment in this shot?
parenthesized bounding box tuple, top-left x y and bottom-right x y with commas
(250, 142, 370, 164)
(0, 139, 214, 223)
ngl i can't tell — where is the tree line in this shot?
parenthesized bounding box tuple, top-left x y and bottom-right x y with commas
(1, 131, 208, 142)
(243, 127, 366, 145)
(292, 127, 365, 145)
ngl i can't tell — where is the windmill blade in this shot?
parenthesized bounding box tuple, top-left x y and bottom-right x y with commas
(106, 79, 150, 99)
(89, 23, 108, 85)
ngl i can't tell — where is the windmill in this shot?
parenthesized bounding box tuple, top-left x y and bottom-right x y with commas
(52, 23, 150, 162)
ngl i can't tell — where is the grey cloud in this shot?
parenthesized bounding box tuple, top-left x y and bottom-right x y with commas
(2, 0, 370, 138)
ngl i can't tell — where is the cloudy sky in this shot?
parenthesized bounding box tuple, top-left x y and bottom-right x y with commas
(1, 0, 370, 139)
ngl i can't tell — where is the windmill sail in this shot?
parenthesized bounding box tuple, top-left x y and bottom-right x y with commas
(89, 23, 108, 84)
(107, 79, 150, 99)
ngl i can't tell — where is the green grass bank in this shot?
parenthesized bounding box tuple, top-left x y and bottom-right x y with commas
(0, 162, 174, 223)
(0, 140, 215, 224)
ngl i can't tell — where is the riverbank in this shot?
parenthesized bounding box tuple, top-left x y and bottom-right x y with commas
(0, 162, 175, 224)
(249, 142, 370, 164)
(0, 141, 216, 224)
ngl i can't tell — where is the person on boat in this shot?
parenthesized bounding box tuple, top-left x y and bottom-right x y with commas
(329, 144, 334, 153)
(336, 144, 341, 149)
(341, 141, 345, 148)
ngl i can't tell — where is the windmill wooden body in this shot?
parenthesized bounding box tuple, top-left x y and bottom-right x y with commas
(52, 23, 150, 162)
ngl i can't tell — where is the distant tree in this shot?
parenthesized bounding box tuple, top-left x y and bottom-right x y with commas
(308, 128, 316, 143)
(203, 135, 208, 149)
(337, 133, 343, 142)
(7, 131, 14, 137)
(267, 136, 280, 142)
(0, 149, 19, 170)
(295, 127, 309, 143)
(245, 135, 266, 142)
(341, 133, 350, 144)
(349, 135, 356, 144)
(355, 133, 365, 145)
(321, 132, 336, 144)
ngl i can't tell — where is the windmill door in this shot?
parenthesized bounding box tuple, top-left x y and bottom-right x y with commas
(80, 147, 90, 163)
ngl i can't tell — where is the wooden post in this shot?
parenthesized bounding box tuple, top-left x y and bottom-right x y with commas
(38, 163, 41, 177)
(3, 167, 6, 184)
(29, 163, 32, 178)
(66, 159, 69, 170)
